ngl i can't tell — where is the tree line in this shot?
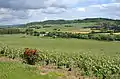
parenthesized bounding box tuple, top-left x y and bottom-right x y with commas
(25, 28, 120, 41)
(46, 32, 120, 41)
(0, 28, 23, 34)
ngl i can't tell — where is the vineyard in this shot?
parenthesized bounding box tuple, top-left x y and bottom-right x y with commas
(0, 43, 120, 79)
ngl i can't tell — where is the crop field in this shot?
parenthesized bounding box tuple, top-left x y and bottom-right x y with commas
(0, 34, 120, 56)
(0, 34, 120, 79)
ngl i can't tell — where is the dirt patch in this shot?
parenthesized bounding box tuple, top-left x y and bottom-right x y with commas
(0, 57, 21, 62)
(37, 65, 95, 79)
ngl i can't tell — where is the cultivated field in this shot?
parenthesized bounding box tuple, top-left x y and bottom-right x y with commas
(0, 34, 120, 56)
(0, 34, 120, 79)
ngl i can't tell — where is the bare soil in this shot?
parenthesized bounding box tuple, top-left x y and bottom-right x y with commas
(0, 57, 21, 62)
(37, 65, 96, 79)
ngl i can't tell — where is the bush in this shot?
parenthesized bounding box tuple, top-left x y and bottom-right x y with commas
(40, 31, 46, 34)
(90, 34, 101, 40)
(23, 48, 39, 65)
(64, 25, 73, 27)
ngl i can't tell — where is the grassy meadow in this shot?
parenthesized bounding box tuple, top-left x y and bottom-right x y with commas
(0, 34, 120, 56)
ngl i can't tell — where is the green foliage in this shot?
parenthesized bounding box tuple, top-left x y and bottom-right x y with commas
(23, 48, 39, 65)
(25, 18, 120, 25)
(64, 25, 73, 27)
(0, 28, 22, 34)
(46, 32, 120, 41)
(0, 44, 23, 59)
(0, 43, 120, 78)
(39, 51, 120, 78)
(0, 45, 39, 65)
(25, 28, 34, 35)
(40, 31, 46, 34)
(33, 31, 40, 36)
(43, 25, 52, 28)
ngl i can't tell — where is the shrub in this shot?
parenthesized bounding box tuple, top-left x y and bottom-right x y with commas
(33, 31, 39, 36)
(90, 34, 101, 40)
(64, 25, 73, 27)
(23, 48, 39, 65)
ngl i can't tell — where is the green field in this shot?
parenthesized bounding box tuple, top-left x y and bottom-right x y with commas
(0, 34, 120, 78)
(29, 23, 94, 32)
(1, 18, 120, 79)
(0, 34, 120, 56)
(0, 62, 58, 79)
(34, 26, 91, 33)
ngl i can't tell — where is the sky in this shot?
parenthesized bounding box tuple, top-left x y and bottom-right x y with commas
(0, 0, 120, 25)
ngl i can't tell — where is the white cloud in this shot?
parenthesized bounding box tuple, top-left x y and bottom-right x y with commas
(77, 8, 86, 12)
(42, 17, 48, 21)
(41, 7, 66, 14)
(0, 0, 120, 25)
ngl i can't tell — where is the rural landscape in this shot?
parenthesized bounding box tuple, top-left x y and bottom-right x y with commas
(0, 18, 120, 79)
(0, 0, 120, 79)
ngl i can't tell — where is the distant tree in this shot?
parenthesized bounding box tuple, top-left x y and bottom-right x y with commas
(91, 30, 96, 34)
(43, 25, 51, 28)
(53, 28, 57, 31)
(0, 28, 21, 34)
(33, 31, 38, 36)
(64, 25, 73, 27)
(25, 28, 33, 32)
(30, 31, 33, 35)
(58, 29, 61, 31)
(36, 32, 40, 36)
(25, 28, 33, 35)
(40, 31, 46, 34)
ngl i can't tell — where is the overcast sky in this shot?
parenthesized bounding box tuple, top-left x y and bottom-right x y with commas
(0, 0, 120, 25)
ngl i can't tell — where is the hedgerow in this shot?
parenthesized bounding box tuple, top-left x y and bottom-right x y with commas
(45, 32, 120, 41)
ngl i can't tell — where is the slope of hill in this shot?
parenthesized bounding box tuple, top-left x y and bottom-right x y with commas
(0, 24, 25, 28)
(25, 18, 120, 26)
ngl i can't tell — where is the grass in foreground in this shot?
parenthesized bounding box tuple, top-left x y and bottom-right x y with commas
(0, 62, 58, 79)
